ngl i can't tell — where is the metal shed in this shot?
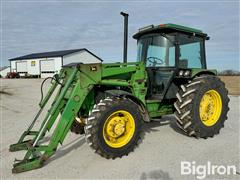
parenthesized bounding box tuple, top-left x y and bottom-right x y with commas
(9, 48, 103, 78)
(0, 66, 10, 78)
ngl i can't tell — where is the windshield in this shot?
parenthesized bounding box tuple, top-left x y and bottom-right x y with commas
(137, 34, 175, 67)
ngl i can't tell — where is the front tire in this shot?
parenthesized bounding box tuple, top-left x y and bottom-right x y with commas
(85, 97, 143, 159)
(174, 75, 230, 138)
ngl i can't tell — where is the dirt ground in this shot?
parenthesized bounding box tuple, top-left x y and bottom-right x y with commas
(219, 76, 240, 95)
(0, 79, 239, 180)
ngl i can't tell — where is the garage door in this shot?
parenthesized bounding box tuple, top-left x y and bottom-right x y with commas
(40, 59, 55, 78)
(16, 61, 27, 76)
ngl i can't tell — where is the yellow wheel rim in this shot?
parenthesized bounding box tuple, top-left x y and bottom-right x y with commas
(199, 90, 222, 126)
(103, 110, 135, 148)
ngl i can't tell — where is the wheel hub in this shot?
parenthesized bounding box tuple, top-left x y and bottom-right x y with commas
(199, 90, 222, 126)
(103, 110, 135, 148)
(106, 117, 126, 138)
(114, 123, 125, 136)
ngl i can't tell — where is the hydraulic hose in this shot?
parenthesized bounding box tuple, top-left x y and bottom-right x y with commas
(39, 75, 63, 105)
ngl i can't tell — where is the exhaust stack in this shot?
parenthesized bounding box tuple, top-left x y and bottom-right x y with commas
(120, 12, 129, 63)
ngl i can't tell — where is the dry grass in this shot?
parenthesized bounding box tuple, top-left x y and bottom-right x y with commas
(219, 76, 240, 95)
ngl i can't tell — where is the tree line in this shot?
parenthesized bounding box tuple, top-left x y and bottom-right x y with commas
(218, 70, 240, 76)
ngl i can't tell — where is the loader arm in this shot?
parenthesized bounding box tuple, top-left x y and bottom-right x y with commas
(9, 64, 95, 173)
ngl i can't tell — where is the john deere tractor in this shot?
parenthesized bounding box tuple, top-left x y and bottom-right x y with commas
(10, 12, 229, 173)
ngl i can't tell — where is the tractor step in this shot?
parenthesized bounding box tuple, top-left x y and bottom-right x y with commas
(12, 157, 44, 173)
(9, 140, 33, 152)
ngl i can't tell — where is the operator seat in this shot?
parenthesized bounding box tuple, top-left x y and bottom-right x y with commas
(179, 59, 188, 68)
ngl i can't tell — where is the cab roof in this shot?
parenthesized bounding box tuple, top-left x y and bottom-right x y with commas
(133, 23, 208, 39)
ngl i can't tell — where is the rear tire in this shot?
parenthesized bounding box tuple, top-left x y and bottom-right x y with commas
(85, 97, 143, 159)
(174, 75, 229, 138)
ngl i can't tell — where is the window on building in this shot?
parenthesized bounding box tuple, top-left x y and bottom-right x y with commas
(31, 61, 36, 66)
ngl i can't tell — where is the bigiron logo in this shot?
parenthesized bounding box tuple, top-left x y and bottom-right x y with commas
(181, 161, 237, 179)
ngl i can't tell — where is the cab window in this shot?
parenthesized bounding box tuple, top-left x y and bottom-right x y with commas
(179, 35, 205, 69)
(137, 34, 175, 67)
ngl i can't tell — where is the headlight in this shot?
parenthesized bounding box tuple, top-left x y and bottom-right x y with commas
(184, 70, 190, 76)
(178, 70, 191, 77)
(179, 70, 184, 76)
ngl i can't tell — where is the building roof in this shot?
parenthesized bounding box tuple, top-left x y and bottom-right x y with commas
(133, 23, 208, 39)
(9, 48, 103, 61)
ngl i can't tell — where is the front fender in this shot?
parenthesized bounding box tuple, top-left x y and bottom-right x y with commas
(191, 69, 217, 78)
(104, 89, 150, 122)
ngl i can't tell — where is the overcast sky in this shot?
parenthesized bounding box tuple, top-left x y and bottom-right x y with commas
(1, 0, 239, 70)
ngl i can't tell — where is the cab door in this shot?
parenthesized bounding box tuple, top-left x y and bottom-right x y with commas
(146, 45, 176, 100)
(137, 34, 177, 100)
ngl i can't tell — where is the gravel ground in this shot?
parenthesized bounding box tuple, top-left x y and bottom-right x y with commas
(0, 79, 239, 180)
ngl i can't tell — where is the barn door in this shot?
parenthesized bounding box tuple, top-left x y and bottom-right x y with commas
(16, 61, 27, 76)
(40, 59, 55, 78)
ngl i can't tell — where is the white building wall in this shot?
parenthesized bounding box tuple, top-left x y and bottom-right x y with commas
(63, 51, 101, 65)
(52, 57, 62, 74)
(10, 60, 17, 72)
(10, 57, 62, 77)
(11, 59, 41, 75)
(0, 67, 10, 77)
(27, 59, 41, 75)
(9, 50, 102, 78)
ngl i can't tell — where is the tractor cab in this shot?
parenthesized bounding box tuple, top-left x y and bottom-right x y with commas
(133, 23, 209, 100)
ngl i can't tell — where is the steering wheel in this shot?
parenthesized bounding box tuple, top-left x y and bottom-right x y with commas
(147, 57, 164, 66)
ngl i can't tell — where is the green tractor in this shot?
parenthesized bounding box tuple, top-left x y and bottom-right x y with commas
(10, 12, 229, 173)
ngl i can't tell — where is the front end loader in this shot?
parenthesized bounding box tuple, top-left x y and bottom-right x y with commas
(10, 13, 229, 173)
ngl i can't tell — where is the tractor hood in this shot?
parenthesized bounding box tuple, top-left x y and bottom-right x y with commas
(63, 62, 140, 77)
(62, 62, 146, 88)
(101, 62, 141, 78)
